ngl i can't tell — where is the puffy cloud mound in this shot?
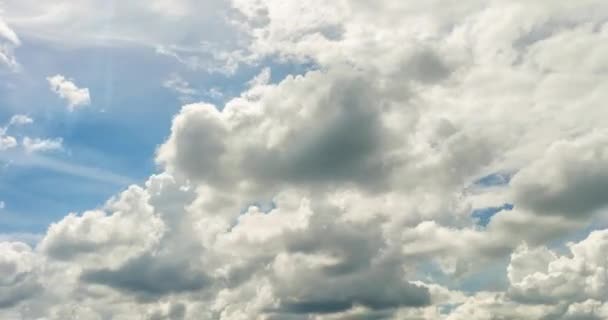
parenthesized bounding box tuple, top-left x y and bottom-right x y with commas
(505, 230, 608, 318)
(511, 131, 608, 218)
(0, 243, 41, 309)
(47, 74, 91, 111)
(3, 0, 608, 319)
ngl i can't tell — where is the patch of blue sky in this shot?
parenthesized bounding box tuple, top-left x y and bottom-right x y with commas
(240, 200, 277, 214)
(473, 172, 513, 188)
(0, 160, 128, 232)
(471, 203, 514, 227)
(0, 35, 314, 235)
(0, 232, 42, 246)
(414, 258, 508, 292)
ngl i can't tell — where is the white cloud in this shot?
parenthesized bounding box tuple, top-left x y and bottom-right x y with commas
(0, 18, 19, 45)
(0, 135, 17, 150)
(508, 230, 608, 308)
(47, 74, 91, 111)
(0, 17, 20, 70)
(2, 1, 608, 319)
(203, 87, 223, 100)
(511, 130, 608, 218)
(39, 185, 164, 268)
(22, 137, 63, 153)
(0, 242, 41, 309)
(0, 117, 18, 150)
(163, 74, 198, 102)
(8, 114, 33, 126)
(247, 67, 271, 88)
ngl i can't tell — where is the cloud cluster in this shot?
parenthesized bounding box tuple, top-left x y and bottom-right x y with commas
(47, 75, 91, 111)
(0, 115, 63, 154)
(506, 230, 608, 318)
(2, 0, 608, 319)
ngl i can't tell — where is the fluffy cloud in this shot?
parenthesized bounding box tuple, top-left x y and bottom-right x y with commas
(0, 134, 17, 150)
(0, 242, 41, 309)
(47, 74, 91, 111)
(511, 130, 608, 218)
(2, 0, 608, 319)
(509, 230, 608, 304)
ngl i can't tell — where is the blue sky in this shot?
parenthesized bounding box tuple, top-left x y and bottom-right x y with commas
(0, 34, 310, 233)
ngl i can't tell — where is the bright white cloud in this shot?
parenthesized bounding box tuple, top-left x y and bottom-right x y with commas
(1, 1, 608, 319)
(47, 74, 91, 111)
(508, 230, 608, 312)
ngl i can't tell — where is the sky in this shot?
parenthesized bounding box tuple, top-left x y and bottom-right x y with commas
(1, 0, 608, 319)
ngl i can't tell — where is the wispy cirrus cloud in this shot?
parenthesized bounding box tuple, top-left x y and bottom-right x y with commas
(0, 150, 133, 186)
(0, 17, 20, 71)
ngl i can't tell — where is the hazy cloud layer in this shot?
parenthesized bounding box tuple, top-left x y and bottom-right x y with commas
(2, 0, 608, 319)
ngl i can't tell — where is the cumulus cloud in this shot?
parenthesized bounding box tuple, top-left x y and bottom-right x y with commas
(2, 1, 608, 319)
(0, 242, 41, 309)
(507, 230, 608, 315)
(47, 74, 91, 111)
(511, 130, 608, 218)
